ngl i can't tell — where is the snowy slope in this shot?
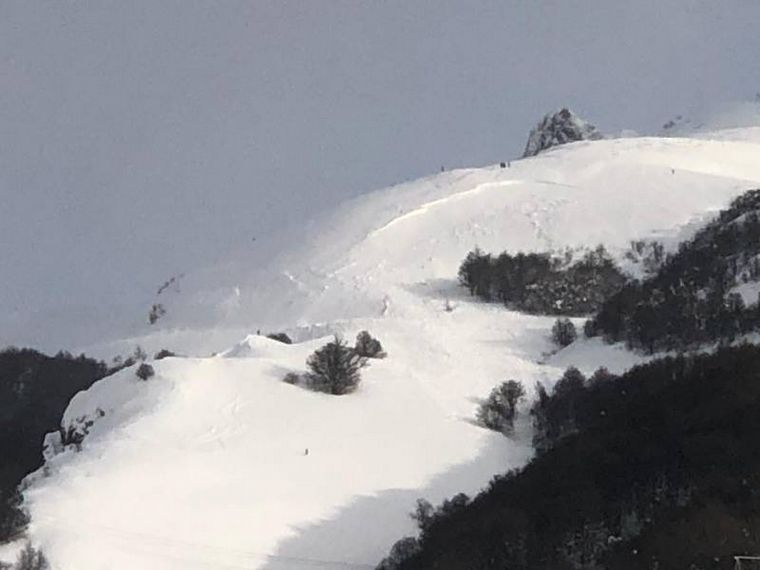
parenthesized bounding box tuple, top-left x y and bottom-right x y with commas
(82, 132, 760, 361)
(18, 130, 760, 569)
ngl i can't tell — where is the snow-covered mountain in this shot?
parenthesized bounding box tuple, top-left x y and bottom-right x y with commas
(14, 127, 760, 569)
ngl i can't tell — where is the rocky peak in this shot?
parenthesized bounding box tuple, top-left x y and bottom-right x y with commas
(523, 108, 602, 157)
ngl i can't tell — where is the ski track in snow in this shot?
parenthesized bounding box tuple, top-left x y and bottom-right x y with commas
(365, 178, 576, 248)
(365, 180, 521, 239)
(14, 129, 760, 569)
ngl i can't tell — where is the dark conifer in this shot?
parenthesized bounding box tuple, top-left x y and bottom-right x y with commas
(305, 336, 365, 395)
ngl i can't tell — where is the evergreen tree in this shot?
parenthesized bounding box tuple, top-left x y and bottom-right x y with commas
(552, 318, 577, 347)
(376, 537, 421, 570)
(478, 380, 525, 433)
(14, 544, 49, 570)
(532, 367, 587, 450)
(0, 490, 28, 542)
(354, 330, 386, 359)
(458, 248, 493, 299)
(410, 498, 435, 535)
(306, 336, 365, 395)
(136, 363, 155, 381)
(554, 366, 585, 395)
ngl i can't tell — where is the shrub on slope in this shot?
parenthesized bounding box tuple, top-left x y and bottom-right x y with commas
(305, 336, 366, 395)
(477, 380, 525, 434)
(354, 330, 386, 359)
(382, 345, 760, 570)
(135, 363, 155, 381)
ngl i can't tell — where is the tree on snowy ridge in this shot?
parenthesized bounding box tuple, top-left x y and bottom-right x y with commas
(305, 336, 366, 395)
(136, 362, 155, 381)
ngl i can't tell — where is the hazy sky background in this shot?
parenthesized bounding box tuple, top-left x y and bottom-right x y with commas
(2, 0, 760, 351)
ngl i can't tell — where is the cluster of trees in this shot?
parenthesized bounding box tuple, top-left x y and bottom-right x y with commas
(0, 348, 108, 542)
(0, 543, 49, 570)
(284, 331, 386, 395)
(109, 346, 148, 372)
(355, 330, 387, 359)
(378, 494, 473, 568)
(477, 380, 525, 434)
(105, 346, 167, 380)
(59, 415, 95, 451)
(458, 246, 626, 315)
(623, 239, 666, 276)
(530, 366, 613, 453)
(411, 495, 472, 537)
(379, 344, 760, 569)
(589, 189, 760, 352)
(376, 537, 421, 570)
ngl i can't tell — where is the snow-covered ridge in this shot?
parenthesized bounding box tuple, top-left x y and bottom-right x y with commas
(111, 132, 760, 358)
(18, 129, 760, 569)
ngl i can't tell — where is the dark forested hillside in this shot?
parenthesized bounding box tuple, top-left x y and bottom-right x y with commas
(381, 345, 760, 570)
(589, 189, 760, 352)
(0, 348, 107, 541)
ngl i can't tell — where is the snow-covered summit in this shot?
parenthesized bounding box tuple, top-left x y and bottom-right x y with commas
(522, 108, 602, 158)
(16, 127, 760, 569)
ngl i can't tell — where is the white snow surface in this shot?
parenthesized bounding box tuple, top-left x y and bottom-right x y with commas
(20, 130, 760, 569)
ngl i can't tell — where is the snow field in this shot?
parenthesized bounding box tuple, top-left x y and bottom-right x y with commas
(20, 128, 760, 568)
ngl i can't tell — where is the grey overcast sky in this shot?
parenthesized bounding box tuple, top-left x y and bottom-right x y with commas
(2, 1, 760, 351)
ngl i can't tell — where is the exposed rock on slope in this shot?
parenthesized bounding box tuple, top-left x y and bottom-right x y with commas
(523, 108, 602, 157)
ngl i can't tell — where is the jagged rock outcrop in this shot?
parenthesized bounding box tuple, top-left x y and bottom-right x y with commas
(523, 108, 602, 157)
